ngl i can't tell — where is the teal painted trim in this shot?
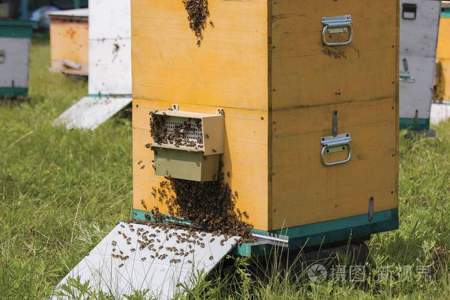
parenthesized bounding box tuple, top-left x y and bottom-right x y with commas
(0, 20, 34, 38)
(0, 87, 28, 97)
(442, 10, 450, 18)
(132, 208, 398, 257)
(236, 209, 399, 257)
(400, 117, 430, 131)
(132, 209, 193, 227)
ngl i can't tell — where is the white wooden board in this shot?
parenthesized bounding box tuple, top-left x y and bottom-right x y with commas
(56, 0, 132, 129)
(89, 0, 131, 40)
(53, 222, 240, 299)
(431, 102, 450, 124)
(0, 37, 30, 88)
(88, 38, 132, 95)
(54, 96, 132, 130)
(399, 0, 441, 58)
(400, 55, 436, 119)
(48, 9, 89, 19)
(399, 0, 441, 122)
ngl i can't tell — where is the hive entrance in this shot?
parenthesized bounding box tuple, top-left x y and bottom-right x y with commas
(151, 113, 204, 149)
(152, 175, 253, 240)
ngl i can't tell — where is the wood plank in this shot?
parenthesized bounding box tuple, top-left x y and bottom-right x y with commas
(50, 19, 88, 76)
(271, 98, 398, 230)
(0, 37, 29, 88)
(271, 0, 398, 109)
(88, 38, 131, 95)
(131, 0, 268, 110)
(133, 99, 270, 231)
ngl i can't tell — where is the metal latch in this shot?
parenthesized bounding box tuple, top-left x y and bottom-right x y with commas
(321, 15, 353, 47)
(320, 111, 352, 167)
(0, 50, 5, 64)
(400, 58, 415, 83)
(402, 3, 417, 20)
(321, 134, 352, 166)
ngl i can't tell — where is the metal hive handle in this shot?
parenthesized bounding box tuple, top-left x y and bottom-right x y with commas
(321, 15, 353, 47)
(320, 133, 353, 167)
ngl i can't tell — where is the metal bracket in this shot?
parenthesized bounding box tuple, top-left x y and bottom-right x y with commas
(251, 232, 289, 247)
(402, 3, 417, 20)
(400, 58, 415, 83)
(321, 134, 352, 166)
(321, 15, 353, 47)
(0, 50, 5, 64)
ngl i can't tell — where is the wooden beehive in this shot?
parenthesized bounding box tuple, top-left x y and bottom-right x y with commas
(0, 20, 33, 97)
(399, 0, 441, 130)
(49, 9, 88, 76)
(437, 5, 450, 100)
(132, 1, 399, 240)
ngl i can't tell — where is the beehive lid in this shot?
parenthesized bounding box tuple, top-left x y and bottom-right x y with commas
(0, 20, 34, 38)
(49, 8, 89, 20)
(53, 222, 240, 299)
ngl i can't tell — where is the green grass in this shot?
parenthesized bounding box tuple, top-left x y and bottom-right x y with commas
(0, 38, 449, 299)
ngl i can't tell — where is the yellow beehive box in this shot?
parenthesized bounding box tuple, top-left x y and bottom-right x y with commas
(132, 0, 399, 245)
(437, 8, 450, 100)
(49, 9, 89, 76)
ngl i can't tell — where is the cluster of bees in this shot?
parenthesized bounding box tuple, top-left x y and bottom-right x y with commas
(150, 171, 253, 240)
(110, 222, 237, 267)
(182, 0, 211, 46)
(150, 112, 203, 149)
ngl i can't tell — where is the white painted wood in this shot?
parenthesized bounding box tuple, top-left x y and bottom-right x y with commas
(431, 102, 450, 124)
(48, 9, 89, 19)
(89, 0, 131, 40)
(399, 0, 441, 122)
(53, 222, 240, 299)
(88, 38, 132, 95)
(400, 0, 441, 58)
(54, 96, 132, 130)
(400, 55, 436, 119)
(0, 37, 29, 88)
(56, 1, 132, 129)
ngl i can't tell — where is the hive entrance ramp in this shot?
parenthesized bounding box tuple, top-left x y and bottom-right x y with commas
(53, 222, 240, 299)
(54, 95, 132, 130)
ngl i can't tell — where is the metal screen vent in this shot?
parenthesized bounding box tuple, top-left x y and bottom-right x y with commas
(149, 109, 224, 156)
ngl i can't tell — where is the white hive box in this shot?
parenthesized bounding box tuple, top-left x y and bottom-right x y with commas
(399, 0, 441, 130)
(0, 20, 33, 97)
(55, 0, 132, 130)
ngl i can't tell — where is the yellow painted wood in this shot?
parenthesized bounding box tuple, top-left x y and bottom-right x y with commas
(132, 0, 399, 232)
(133, 99, 270, 230)
(132, 0, 268, 110)
(271, 0, 397, 109)
(269, 0, 399, 230)
(50, 18, 88, 76)
(437, 17, 450, 99)
(271, 98, 398, 229)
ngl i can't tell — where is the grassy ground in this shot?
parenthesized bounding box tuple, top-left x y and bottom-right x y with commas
(0, 38, 449, 299)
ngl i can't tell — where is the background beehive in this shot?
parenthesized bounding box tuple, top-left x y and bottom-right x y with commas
(132, 0, 399, 232)
(49, 9, 88, 76)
